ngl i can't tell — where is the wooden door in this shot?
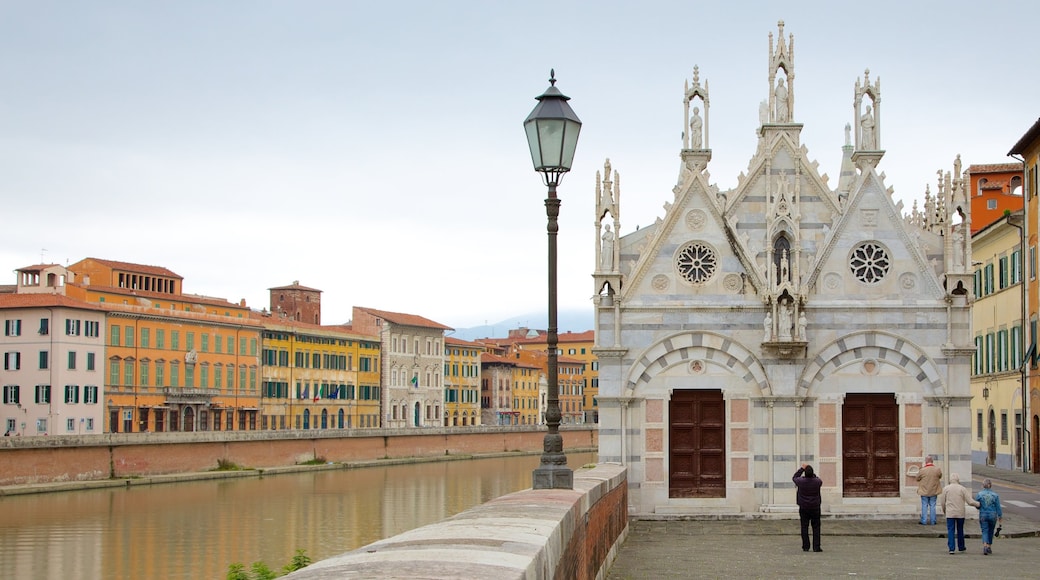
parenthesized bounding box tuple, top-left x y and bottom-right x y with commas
(842, 393, 899, 497)
(669, 389, 726, 498)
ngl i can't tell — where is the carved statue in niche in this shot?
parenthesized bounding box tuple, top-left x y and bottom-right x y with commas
(860, 104, 876, 150)
(763, 312, 772, 342)
(774, 77, 789, 122)
(798, 311, 807, 340)
(780, 249, 790, 283)
(689, 106, 703, 148)
(601, 224, 615, 270)
(778, 302, 793, 340)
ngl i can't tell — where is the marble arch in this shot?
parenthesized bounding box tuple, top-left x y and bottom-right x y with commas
(798, 330, 944, 396)
(623, 330, 771, 397)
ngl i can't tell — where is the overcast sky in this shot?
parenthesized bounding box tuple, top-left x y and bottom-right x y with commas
(2, 1, 1037, 330)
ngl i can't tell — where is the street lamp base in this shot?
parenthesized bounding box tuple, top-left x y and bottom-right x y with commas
(533, 463, 573, 489)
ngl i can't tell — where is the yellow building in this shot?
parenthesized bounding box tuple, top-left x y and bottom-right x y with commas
(259, 319, 380, 430)
(1010, 118, 1040, 472)
(444, 337, 481, 426)
(511, 329, 596, 423)
(61, 258, 263, 432)
(971, 210, 1025, 468)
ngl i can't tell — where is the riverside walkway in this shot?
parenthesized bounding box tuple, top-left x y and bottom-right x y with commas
(606, 465, 1040, 580)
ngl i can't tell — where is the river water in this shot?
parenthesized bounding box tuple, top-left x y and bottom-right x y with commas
(0, 451, 596, 579)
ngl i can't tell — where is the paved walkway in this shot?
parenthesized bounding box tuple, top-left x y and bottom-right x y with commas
(606, 465, 1040, 579)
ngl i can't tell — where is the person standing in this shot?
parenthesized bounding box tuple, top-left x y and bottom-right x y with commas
(793, 463, 822, 552)
(940, 473, 979, 554)
(975, 479, 1003, 555)
(916, 455, 942, 525)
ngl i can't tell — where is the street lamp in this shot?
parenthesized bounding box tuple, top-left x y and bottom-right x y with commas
(524, 69, 581, 490)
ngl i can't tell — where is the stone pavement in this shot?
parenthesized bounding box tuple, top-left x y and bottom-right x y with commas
(606, 465, 1040, 579)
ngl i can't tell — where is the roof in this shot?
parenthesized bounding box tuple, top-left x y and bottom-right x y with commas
(257, 317, 378, 341)
(15, 263, 63, 272)
(73, 283, 242, 309)
(445, 336, 483, 347)
(353, 306, 453, 331)
(966, 163, 1023, 174)
(0, 293, 106, 311)
(1009, 118, 1040, 156)
(75, 258, 183, 279)
(268, 281, 323, 293)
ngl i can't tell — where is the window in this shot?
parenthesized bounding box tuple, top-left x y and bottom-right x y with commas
(1001, 411, 1009, 444)
(39, 351, 49, 370)
(201, 334, 209, 353)
(86, 418, 94, 431)
(68, 351, 76, 370)
(215, 367, 223, 389)
(156, 363, 165, 387)
(185, 366, 194, 388)
(124, 361, 134, 386)
(64, 385, 80, 404)
(240, 337, 247, 355)
(1012, 325, 1023, 370)
(987, 198, 997, 210)
(170, 364, 179, 387)
(109, 361, 120, 385)
(200, 366, 208, 388)
(39, 318, 49, 335)
(172, 331, 180, 351)
(124, 326, 134, 347)
(35, 384, 50, 404)
(84, 320, 99, 338)
(985, 333, 995, 373)
(1031, 246, 1037, 281)
(974, 269, 982, 298)
(36, 419, 47, 434)
(85, 385, 98, 404)
(983, 264, 994, 295)
(1012, 249, 1022, 284)
(3, 385, 20, 405)
(997, 330, 1008, 371)
(215, 334, 222, 353)
(67, 418, 74, 432)
(186, 332, 195, 351)
(4, 352, 20, 370)
(140, 328, 150, 348)
(140, 361, 150, 386)
(999, 256, 1009, 290)
(110, 325, 120, 346)
(5, 319, 21, 336)
(156, 329, 165, 349)
(65, 319, 81, 336)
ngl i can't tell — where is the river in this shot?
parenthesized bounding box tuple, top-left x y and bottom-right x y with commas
(0, 451, 597, 579)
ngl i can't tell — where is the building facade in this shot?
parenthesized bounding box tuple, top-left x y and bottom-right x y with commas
(351, 306, 451, 428)
(444, 337, 482, 426)
(594, 22, 973, 515)
(0, 293, 107, 436)
(1009, 117, 1040, 472)
(259, 319, 381, 430)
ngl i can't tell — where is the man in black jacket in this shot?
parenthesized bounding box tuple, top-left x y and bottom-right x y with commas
(793, 463, 823, 552)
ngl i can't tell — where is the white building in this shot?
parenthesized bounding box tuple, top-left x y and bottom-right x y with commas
(594, 22, 973, 516)
(1, 288, 107, 437)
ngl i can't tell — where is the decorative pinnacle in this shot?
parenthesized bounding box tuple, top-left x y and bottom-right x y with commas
(549, 69, 556, 86)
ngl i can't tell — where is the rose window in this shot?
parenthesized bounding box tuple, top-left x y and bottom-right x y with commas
(675, 241, 718, 285)
(850, 242, 890, 284)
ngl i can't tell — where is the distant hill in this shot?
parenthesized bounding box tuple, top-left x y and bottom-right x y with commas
(452, 309, 593, 341)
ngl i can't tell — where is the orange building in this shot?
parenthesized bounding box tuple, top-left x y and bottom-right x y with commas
(444, 337, 482, 426)
(966, 163, 1024, 233)
(509, 329, 597, 423)
(1009, 118, 1040, 472)
(61, 258, 263, 432)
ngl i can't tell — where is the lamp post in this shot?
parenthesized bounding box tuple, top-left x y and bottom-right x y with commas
(524, 70, 581, 489)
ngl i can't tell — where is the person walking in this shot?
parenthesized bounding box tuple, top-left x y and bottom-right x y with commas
(793, 463, 822, 552)
(975, 479, 1003, 555)
(916, 455, 942, 525)
(940, 473, 979, 554)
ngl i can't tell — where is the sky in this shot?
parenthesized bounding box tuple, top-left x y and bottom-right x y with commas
(2, 1, 1038, 331)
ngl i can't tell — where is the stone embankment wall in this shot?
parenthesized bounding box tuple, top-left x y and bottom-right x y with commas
(0, 426, 597, 487)
(284, 463, 628, 580)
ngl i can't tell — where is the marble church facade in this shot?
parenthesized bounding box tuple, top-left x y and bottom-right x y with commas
(593, 22, 974, 516)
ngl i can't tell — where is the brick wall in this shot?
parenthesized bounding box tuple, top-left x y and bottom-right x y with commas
(0, 426, 597, 486)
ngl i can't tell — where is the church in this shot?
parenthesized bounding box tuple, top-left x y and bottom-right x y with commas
(593, 22, 974, 516)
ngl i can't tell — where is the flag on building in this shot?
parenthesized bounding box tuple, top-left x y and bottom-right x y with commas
(411, 375, 418, 388)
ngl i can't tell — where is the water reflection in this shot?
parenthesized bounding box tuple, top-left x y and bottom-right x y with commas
(0, 451, 596, 579)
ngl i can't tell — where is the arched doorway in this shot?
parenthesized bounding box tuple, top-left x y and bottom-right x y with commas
(183, 407, 195, 432)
